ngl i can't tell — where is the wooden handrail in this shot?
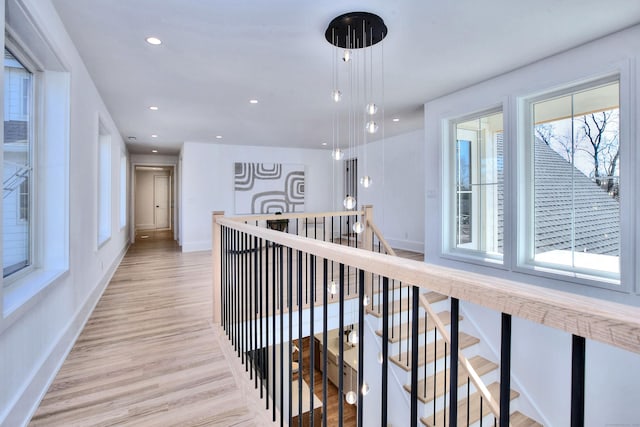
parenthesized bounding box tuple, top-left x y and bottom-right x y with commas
(366, 218, 397, 257)
(215, 216, 640, 355)
(229, 210, 364, 223)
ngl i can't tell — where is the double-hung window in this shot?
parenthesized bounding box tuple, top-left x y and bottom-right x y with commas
(3, 47, 33, 281)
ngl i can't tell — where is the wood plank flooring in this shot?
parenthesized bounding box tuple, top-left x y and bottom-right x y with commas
(30, 231, 276, 427)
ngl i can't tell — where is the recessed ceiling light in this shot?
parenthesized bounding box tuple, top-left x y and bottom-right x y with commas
(216, 135, 223, 139)
(149, 106, 159, 111)
(146, 37, 162, 45)
(321, 142, 327, 146)
(127, 136, 136, 141)
(152, 149, 158, 153)
(151, 134, 158, 138)
(249, 99, 259, 104)
(392, 118, 400, 122)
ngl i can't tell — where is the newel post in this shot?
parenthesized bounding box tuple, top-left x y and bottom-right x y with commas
(212, 211, 225, 324)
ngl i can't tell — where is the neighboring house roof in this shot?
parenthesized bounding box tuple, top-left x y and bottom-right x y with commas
(4, 120, 28, 144)
(534, 137, 620, 256)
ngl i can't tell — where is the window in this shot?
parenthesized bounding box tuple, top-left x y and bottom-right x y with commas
(120, 153, 127, 229)
(449, 111, 504, 260)
(3, 48, 33, 280)
(526, 79, 620, 280)
(98, 127, 112, 246)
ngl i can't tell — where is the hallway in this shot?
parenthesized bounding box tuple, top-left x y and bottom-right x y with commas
(30, 233, 271, 426)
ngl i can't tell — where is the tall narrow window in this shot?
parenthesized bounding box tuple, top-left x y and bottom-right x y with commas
(529, 80, 620, 279)
(98, 127, 112, 246)
(3, 48, 33, 279)
(120, 154, 127, 229)
(450, 111, 504, 259)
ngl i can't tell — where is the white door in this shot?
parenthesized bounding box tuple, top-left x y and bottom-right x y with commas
(154, 175, 170, 229)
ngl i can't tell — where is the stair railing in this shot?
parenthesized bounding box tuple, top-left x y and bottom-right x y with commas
(365, 214, 503, 424)
(213, 207, 640, 427)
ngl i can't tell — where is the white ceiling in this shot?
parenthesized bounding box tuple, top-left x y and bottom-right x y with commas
(50, 0, 640, 155)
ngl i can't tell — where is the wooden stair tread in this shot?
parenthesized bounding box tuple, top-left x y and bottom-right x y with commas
(376, 311, 462, 343)
(402, 355, 498, 403)
(511, 411, 543, 427)
(390, 332, 480, 371)
(421, 382, 519, 427)
(366, 292, 447, 318)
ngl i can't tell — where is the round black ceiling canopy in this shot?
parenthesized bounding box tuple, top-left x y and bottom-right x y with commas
(325, 12, 388, 49)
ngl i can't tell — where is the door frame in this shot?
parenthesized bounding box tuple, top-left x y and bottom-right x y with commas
(130, 162, 178, 244)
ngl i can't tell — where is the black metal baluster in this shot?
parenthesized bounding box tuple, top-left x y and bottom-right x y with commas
(480, 397, 483, 427)
(222, 227, 227, 333)
(382, 276, 389, 426)
(309, 254, 316, 427)
(251, 237, 262, 388)
(272, 241, 277, 420)
(241, 232, 246, 366)
(265, 239, 270, 410)
(433, 322, 437, 425)
(233, 229, 237, 354)
(338, 263, 345, 426)
(298, 250, 303, 423)
(450, 298, 460, 426)
(411, 286, 420, 426)
(444, 341, 448, 426)
(467, 377, 470, 427)
(322, 258, 329, 427)
(571, 335, 586, 427)
(500, 313, 512, 427)
(279, 244, 284, 427)
(259, 237, 264, 398)
(287, 247, 293, 425)
(249, 236, 255, 381)
(406, 283, 410, 369)
(424, 314, 428, 399)
(357, 269, 365, 427)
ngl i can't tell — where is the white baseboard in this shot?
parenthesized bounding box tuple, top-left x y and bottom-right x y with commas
(181, 240, 211, 252)
(385, 238, 425, 254)
(2, 244, 129, 427)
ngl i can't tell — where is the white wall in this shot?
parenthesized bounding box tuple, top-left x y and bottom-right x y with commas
(0, 1, 130, 425)
(180, 142, 335, 252)
(356, 130, 426, 253)
(424, 24, 640, 424)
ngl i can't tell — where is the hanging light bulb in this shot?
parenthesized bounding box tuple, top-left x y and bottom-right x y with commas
(365, 121, 379, 134)
(343, 196, 356, 210)
(361, 382, 370, 396)
(362, 294, 370, 306)
(352, 221, 364, 234)
(345, 391, 357, 405)
(331, 148, 344, 160)
(360, 175, 372, 188)
(342, 49, 352, 62)
(332, 89, 342, 102)
(365, 102, 378, 115)
(328, 280, 339, 295)
(348, 330, 359, 345)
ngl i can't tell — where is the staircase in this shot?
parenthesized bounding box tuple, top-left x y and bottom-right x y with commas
(366, 287, 542, 426)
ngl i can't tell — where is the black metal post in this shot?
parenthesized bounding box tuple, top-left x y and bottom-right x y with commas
(570, 335, 586, 427)
(357, 269, 365, 427)
(449, 297, 460, 427)
(499, 313, 512, 427)
(411, 286, 420, 426)
(381, 276, 389, 426)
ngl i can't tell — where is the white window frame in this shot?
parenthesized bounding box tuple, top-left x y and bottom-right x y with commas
(97, 121, 112, 247)
(443, 107, 506, 267)
(119, 152, 127, 230)
(515, 74, 631, 291)
(1, 19, 70, 318)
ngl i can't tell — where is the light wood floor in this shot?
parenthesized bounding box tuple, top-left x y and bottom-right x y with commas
(30, 231, 276, 426)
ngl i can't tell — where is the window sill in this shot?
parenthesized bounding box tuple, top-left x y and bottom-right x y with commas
(1, 268, 68, 332)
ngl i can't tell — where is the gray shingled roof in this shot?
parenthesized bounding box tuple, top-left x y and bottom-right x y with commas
(534, 138, 620, 256)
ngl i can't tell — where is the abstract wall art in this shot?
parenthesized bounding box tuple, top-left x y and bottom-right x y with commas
(234, 162, 305, 214)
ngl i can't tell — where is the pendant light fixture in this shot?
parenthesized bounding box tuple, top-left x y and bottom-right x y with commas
(326, 12, 387, 214)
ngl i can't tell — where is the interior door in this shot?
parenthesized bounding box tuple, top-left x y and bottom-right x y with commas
(154, 175, 170, 229)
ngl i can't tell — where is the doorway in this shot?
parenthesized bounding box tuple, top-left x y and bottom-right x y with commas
(134, 166, 173, 234)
